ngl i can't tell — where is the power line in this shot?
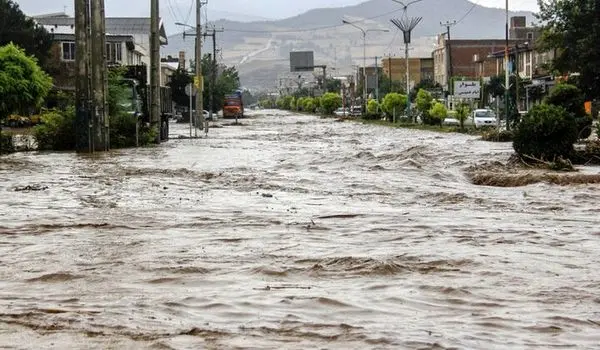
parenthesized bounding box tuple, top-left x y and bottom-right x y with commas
(222, 6, 409, 33)
(456, 1, 478, 24)
(184, 0, 194, 25)
(165, 0, 180, 25)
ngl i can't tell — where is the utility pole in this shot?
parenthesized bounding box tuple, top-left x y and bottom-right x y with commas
(150, 0, 161, 143)
(75, 0, 91, 152)
(90, 0, 108, 151)
(388, 56, 392, 92)
(440, 20, 456, 96)
(203, 27, 223, 123)
(374, 56, 380, 102)
(196, 0, 207, 133)
(504, 0, 511, 130)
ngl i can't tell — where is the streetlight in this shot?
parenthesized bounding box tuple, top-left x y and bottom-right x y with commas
(342, 20, 389, 115)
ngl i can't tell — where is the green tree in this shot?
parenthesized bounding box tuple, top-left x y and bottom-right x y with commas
(544, 83, 592, 139)
(382, 93, 408, 122)
(428, 102, 448, 126)
(320, 92, 342, 115)
(377, 73, 405, 96)
(192, 54, 241, 112)
(325, 78, 342, 93)
(168, 68, 192, 108)
(367, 99, 379, 114)
(0, 43, 52, 125)
(455, 103, 471, 130)
(0, 0, 53, 66)
(415, 89, 434, 124)
(537, 0, 600, 100)
(409, 79, 443, 101)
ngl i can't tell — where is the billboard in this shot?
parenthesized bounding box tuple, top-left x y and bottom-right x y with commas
(453, 80, 481, 99)
(290, 51, 314, 72)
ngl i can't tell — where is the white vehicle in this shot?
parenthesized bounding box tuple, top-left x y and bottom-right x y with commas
(473, 109, 497, 128)
(442, 111, 473, 127)
(334, 107, 350, 117)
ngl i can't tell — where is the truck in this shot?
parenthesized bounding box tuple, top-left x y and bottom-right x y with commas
(222, 90, 244, 120)
(122, 65, 173, 141)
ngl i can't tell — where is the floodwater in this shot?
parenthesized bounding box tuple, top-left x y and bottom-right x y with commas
(1, 111, 599, 349)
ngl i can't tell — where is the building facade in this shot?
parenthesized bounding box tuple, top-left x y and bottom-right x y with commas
(381, 57, 434, 85)
(35, 13, 168, 89)
(433, 35, 527, 91)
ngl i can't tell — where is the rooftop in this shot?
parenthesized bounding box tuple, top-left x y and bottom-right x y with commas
(34, 15, 168, 45)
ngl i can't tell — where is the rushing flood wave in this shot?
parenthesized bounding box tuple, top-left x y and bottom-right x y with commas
(1, 111, 600, 349)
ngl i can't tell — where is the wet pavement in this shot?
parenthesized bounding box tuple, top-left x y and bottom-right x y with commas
(1, 110, 599, 349)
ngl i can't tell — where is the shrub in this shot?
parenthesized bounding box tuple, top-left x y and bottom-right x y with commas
(428, 102, 447, 126)
(545, 83, 591, 139)
(320, 92, 342, 115)
(415, 89, 433, 123)
(289, 97, 297, 111)
(481, 129, 514, 142)
(296, 97, 305, 111)
(313, 96, 321, 111)
(33, 108, 76, 150)
(302, 97, 316, 113)
(110, 113, 138, 148)
(382, 93, 407, 121)
(364, 99, 380, 120)
(513, 103, 578, 159)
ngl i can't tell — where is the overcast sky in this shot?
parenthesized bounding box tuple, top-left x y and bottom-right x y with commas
(15, 0, 539, 20)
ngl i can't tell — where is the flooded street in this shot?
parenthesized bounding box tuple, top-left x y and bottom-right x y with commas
(1, 111, 599, 349)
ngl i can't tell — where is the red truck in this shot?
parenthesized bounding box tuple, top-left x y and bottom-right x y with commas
(223, 92, 244, 119)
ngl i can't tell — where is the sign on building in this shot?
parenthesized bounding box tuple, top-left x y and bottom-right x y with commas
(453, 80, 481, 99)
(290, 51, 314, 72)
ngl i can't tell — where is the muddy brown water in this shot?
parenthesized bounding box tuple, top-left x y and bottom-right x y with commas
(1, 111, 599, 349)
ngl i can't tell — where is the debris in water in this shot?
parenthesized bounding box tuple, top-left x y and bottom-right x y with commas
(14, 185, 48, 192)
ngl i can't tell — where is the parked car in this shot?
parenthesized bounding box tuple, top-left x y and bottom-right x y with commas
(350, 105, 362, 116)
(473, 109, 497, 128)
(334, 107, 350, 117)
(443, 110, 474, 127)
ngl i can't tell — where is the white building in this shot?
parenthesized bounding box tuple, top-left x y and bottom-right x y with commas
(35, 13, 168, 84)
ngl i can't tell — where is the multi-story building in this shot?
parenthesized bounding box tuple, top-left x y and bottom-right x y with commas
(487, 16, 555, 81)
(380, 57, 434, 85)
(433, 35, 527, 91)
(34, 13, 168, 90)
(486, 16, 557, 110)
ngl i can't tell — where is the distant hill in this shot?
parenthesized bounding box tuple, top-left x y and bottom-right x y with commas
(165, 0, 535, 90)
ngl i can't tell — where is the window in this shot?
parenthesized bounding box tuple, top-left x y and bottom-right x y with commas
(527, 32, 534, 41)
(105, 42, 123, 63)
(62, 42, 75, 61)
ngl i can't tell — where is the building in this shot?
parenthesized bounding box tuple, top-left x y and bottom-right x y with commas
(486, 16, 556, 110)
(487, 16, 555, 80)
(433, 33, 526, 91)
(356, 65, 383, 96)
(35, 13, 168, 90)
(381, 57, 434, 85)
